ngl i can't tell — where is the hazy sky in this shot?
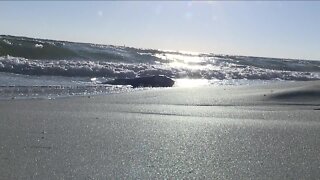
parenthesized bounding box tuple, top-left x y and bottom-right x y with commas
(1, 1, 320, 60)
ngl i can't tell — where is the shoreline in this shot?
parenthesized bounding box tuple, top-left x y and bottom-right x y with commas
(0, 79, 318, 101)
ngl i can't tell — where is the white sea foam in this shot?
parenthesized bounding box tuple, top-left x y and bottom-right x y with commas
(35, 44, 43, 48)
(2, 39, 12, 45)
(0, 55, 319, 81)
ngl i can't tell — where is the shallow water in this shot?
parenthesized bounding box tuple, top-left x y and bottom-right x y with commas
(0, 72, 282, 100)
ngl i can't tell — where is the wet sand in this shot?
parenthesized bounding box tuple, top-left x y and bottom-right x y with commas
(0, 81, 320, 179)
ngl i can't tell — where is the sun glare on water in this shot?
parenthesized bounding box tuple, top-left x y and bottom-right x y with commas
(174, 78, 210, 88)
(154, 51, 217, 71)
(155, 51, 217, 88)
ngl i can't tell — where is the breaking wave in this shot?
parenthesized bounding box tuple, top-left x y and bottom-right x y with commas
(0, 56, 319, 81)
(1, 35, 320, 81)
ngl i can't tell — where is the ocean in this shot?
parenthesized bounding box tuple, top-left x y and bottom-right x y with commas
(1, 35, 320, 99)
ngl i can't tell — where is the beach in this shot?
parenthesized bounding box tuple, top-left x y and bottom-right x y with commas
(1, 80, 320, 179)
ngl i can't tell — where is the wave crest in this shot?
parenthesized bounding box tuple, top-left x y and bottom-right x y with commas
(0, 56, 319, 81)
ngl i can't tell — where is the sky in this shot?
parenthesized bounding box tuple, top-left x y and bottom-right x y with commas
(0, 1, 320, 60)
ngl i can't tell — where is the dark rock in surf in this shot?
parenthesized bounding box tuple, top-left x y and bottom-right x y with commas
(102, 75, 175, 88)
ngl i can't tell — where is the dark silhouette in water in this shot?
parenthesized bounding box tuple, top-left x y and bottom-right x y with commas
(102, 75, 175, 88)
